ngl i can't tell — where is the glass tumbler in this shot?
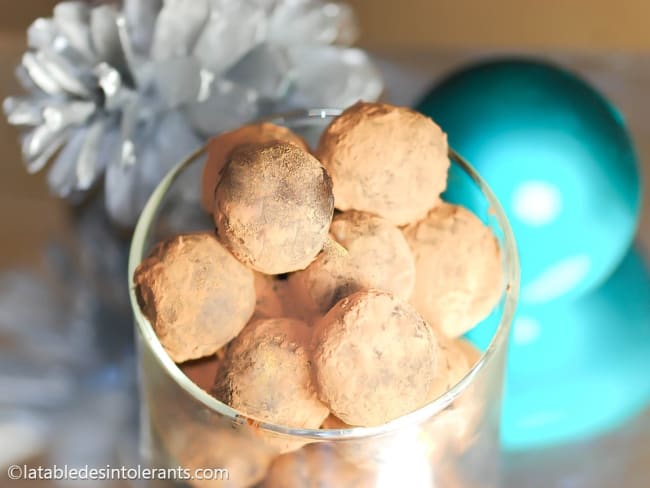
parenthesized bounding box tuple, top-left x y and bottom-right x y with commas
(128, 109, 519, 488)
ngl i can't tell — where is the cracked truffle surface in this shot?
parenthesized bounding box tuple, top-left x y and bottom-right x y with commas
(213, 318, 329, 430)
(312, 290, 439, 426)
(133, 232, 255, 362)
(288, 211, 415, 319)
(201, 123, 309, 212)
(404, 203, 503, 338)
(214, 142, 334, 274)
(316, 102, 450, 225)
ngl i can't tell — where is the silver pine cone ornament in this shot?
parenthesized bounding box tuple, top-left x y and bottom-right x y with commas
(3, 0, 383, 227)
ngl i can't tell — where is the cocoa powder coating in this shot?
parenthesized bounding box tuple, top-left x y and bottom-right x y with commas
(289, 211, 415, 319)
(214, 142, 334, 274)
(133, 232, 255, 362)
(201, 123, 309, 212)
(317, 102, 449, 225)
(404, 203, 503, 338)
(213, 317, 329, 430)
(312, 290, 439, 426)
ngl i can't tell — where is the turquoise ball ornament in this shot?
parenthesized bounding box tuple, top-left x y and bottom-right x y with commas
(417, 58, 641, 306)
(499, 249, 650, 449)
(418, 58, 648, 449)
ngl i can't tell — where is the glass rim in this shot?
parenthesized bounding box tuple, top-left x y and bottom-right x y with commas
(128, 107, 520, 441)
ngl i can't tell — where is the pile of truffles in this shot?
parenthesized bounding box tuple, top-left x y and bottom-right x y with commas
(134, 102, 503, 487)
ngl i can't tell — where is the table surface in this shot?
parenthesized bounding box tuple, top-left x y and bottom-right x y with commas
(0, 32, 649, 487)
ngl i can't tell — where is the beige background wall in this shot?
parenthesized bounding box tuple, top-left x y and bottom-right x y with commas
(348, 0, 650, 51)
(2, 0, 649, 52)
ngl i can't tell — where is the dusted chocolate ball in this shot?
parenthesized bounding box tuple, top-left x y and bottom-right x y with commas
(134, 232, 255, 362)
(425, 340, 484, 457)
(425, 394, 484, 458)
(317, 102, 450, 225)
(320, 414, 351, 430)
(201, 123, 309, 212)
(321, 415, 436, 472)
(319, 339, 483, 467)
(179, 351, 224, 393)
(288, 211, 415, 319)
(214, 142, 334, 274)
(251, 272, 308, 322)
(213, 318, 329, 432)
(428, 335, 481, 400)
(456, 338, 482, 367)
(252, 272, 289, 321)
(262, 443, 377, 488)
(172, 423, 274, 488)
(312, 290, 439, 426)
(404, 203, 503, 338)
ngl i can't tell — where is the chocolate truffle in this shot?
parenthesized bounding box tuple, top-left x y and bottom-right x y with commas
(262, 443, 377, 488)
(312, 290, 439, 426)
(425, 341, 485, 457)
(428, 335, 480, 400)
(425, 398, 483, 458)
(319, 415, 382, 470)
(316, 101, 450, 225)
(404, 202, 503, 338)
(213, 142, 334, 274)
(252, 272, 289, 321)
(456, 338, 482, 368)
(288, 211, 416, 319)
(133, 232, 255, 362)
(201, 123, 309, 212)
(213, 318, 329, 431)
(179, 351, 224, 392)
(322, 415, 436, 472)
(172, 424, 274, 488)
(320, 414, 351, 430)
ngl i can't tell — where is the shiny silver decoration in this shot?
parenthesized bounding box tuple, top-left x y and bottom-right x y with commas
(4, 0, 382, 227)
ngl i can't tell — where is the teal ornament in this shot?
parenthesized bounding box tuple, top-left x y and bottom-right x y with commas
(417, 58, 641, 305)
(497, 248, 650, 449)
(419, 58, 648, 449)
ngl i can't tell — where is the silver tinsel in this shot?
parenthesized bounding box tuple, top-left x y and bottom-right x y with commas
(3, 0, 383, 227)
(0, 198, 138, 484)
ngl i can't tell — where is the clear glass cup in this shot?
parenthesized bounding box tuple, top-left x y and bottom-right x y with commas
(128, 108, 519, 488)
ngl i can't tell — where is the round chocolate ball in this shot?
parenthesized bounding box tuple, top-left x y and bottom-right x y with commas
(404, 202, 503, 338)
(288, 211, 416, 319)
(262, 443, 377, 488)
(317, 102, 449, 226)
(312, 290, 439, 426)
(213, 318, 329, 432)
(214, 142, 334, 274)
(133, 232, 255, 362)
(201, 122, 309, 212)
